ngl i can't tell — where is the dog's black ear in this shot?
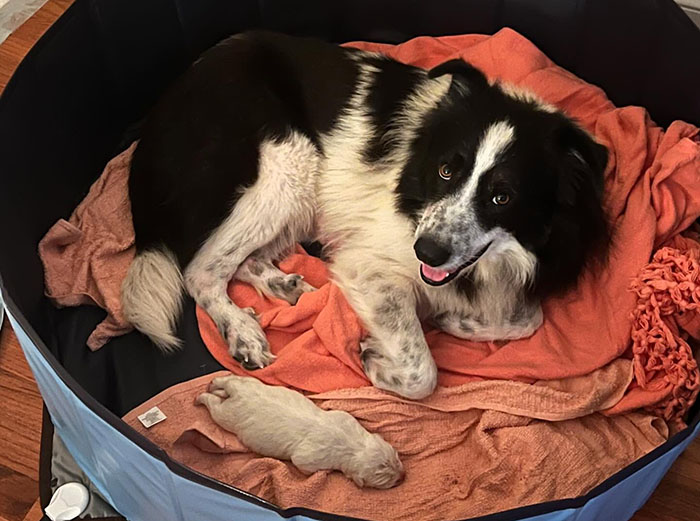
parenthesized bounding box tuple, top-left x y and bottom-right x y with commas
(427, 59, 488, 90)
(537, 117, 611, 295)
(535, 119, 610, 296)
(555, 122, 608, 206)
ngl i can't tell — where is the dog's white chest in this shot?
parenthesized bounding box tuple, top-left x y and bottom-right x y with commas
(314, 161, 419, 279)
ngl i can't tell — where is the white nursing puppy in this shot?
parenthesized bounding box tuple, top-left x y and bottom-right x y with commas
(196, 374, 404, 489)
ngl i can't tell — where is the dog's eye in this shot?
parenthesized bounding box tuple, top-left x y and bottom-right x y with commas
(492, 193, 510, 205)
(438, 164, 452, 180)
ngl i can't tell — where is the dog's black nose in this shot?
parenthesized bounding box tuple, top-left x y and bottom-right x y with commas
(414, 236, 451, 266)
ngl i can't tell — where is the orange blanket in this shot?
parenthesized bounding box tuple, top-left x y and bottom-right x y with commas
(123, 364, 668, 521)
(202, 30, 700, 425)
(39, 29, 700, 424)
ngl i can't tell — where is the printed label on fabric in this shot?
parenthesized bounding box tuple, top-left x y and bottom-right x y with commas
(137, 406, 167, 428)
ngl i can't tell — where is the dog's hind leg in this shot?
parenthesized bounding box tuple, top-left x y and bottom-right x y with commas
(235, 256, 316, 305)
(184, 132, 319, 369)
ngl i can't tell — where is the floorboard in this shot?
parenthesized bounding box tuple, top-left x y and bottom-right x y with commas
(0, 462, 39, 521)
(21, 500, 42, 521)
(0, 0, 73, 92)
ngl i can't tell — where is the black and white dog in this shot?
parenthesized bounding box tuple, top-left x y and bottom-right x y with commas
(122, 31, 609, 400)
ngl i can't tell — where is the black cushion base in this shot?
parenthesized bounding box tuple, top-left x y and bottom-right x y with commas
(47, 298, 224, 417)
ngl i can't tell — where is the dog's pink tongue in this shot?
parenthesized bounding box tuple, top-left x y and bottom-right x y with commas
(421, 263, 450, 282)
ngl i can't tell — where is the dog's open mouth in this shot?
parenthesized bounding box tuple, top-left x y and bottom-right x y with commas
(419, 243, 491, 286)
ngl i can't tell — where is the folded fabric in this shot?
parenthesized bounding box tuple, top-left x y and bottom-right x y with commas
(123, 362, 667, 521)
(39, 28, 700, 424)
(39, 143, 137, 350)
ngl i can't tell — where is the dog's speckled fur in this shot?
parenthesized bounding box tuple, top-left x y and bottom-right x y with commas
(123, 31, 609, 400)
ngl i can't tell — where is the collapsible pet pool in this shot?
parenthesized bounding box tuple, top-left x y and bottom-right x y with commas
(1, 1, 700, 520)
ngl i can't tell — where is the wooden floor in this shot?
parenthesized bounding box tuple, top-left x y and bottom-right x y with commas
(0, 4, 76, 520)
(0, 2, 699, 520)
(0, 0, 73, 91)
(0, 323, 44, 521)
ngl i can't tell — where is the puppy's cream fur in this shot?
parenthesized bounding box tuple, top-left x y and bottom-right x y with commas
(196, 374, 404, 489)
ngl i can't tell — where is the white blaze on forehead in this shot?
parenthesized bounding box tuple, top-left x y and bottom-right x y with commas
(418, 120, 516, 241)
(458, 120, 515, 204)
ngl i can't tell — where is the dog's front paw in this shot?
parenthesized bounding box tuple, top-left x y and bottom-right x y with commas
(433, 312, 484, 340)
(434, 305, 543, 342)
(360, 337, 437, 400)
(267, 273, 316, 305)
(223, 313, 275, 370)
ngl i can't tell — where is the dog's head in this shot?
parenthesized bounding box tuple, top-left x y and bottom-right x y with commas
(397, 60, 609, 294)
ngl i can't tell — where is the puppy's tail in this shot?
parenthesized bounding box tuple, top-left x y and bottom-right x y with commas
(121, 246, 184, 352)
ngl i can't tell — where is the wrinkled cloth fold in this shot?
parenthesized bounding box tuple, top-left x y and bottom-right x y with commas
(123, 362, 667, 521)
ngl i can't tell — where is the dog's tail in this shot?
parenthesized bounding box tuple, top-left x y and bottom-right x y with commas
(121, 246, 184, 352)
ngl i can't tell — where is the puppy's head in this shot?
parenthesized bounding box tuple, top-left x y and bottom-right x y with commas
(397, 60, 609, 294)
(350, 433, 404, 489)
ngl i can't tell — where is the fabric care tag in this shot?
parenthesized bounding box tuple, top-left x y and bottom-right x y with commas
(137, 406, 167, 428)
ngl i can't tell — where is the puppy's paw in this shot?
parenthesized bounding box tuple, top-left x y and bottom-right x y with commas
(360, 337, 437, 400)
(208, 375, 231, 392)
(222, 313, 275, 370)
(267, 273, 316, 305)
(205, 377, 230, 398)
(196, 392, 223, 408)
